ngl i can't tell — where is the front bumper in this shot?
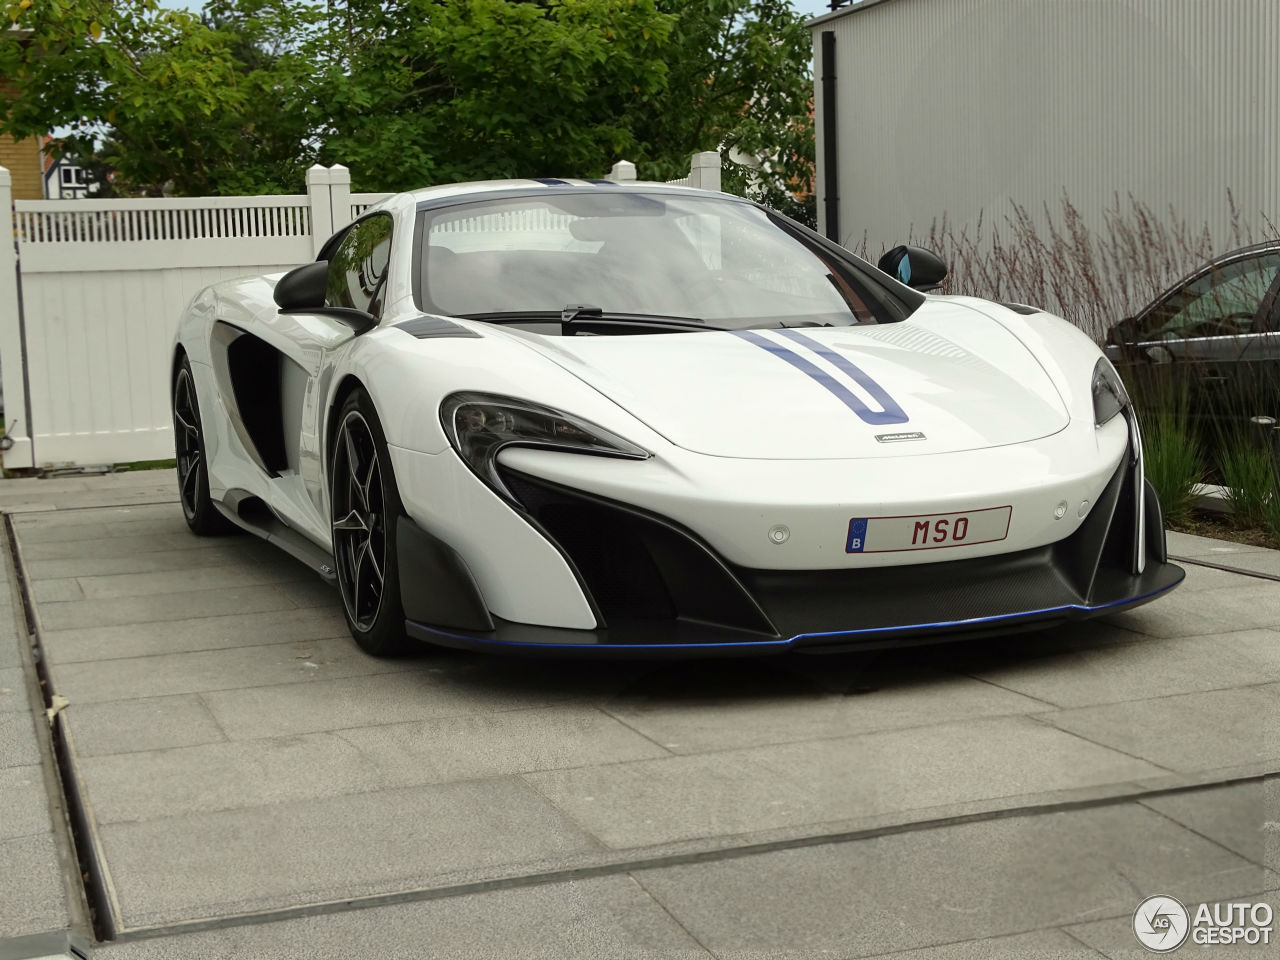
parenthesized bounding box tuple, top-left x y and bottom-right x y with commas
(397, 447, 1184, 658)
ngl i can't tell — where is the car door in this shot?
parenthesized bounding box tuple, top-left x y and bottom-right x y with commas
(1125, 250, 1280, 425)
(249, 214, 395, 544)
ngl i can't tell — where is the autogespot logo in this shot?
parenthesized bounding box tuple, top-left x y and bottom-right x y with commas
(1133, 895, 1190, 952)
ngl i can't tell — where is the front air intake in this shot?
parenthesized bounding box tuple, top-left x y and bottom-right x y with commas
(499, 469, 776, 635)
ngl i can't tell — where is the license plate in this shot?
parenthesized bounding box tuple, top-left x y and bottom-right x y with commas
(846, 506, 1012, 554)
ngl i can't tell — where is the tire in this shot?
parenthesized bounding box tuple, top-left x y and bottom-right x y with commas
(173, 355, 234, 536)
(330, 389, 409, 657)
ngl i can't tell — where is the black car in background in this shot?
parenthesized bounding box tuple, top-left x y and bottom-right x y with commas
(1106, 241, 1280, 426)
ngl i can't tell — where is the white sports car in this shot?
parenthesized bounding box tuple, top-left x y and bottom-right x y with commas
(172, 179, 1183, 657)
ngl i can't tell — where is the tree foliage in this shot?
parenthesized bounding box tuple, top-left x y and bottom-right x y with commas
(0, 0, 322, 194)
(0, 0, 813, 216)
(316, 0, 673, 188)
(633, 1, 815, 222)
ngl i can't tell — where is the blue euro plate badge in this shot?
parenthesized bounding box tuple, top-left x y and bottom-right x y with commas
(847, 518, 870, 553)
(847, 506, 1013, 554)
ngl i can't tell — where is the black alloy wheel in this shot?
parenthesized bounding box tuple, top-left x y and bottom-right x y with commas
(331, 390, 408, 656)
(173, 356, 232, 535)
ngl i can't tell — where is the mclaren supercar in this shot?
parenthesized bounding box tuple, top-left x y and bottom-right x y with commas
(171, 179, 1183, 657)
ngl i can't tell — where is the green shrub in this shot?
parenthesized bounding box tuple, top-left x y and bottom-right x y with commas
(1134, 376, 1202, 526)
(1216, 428, 1276, 529)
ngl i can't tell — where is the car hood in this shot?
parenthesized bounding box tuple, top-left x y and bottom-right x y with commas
(501, 300, 1070, 459)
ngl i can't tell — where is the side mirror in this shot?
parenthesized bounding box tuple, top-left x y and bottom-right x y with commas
(877, 245, 948, 292)
(274, 261, 328, 311)
(273, 260, 376, 334)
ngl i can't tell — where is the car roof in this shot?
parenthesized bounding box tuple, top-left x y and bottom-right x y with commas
(365, 178, 746, 218)
(400, 178, 722, 204)
(1199, 238, 1280, 266)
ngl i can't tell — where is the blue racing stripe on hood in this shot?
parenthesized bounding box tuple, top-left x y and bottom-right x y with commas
(774, 328, 908, 425)
(730, 329, 909, 426)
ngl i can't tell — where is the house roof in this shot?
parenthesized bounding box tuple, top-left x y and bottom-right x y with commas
(806, 0, 905, 29)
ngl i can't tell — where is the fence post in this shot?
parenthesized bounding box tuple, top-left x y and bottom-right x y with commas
(0, 167, 33, 468)
(605, 160, 637, 183)
(328, 164, 352, 234)
(689, 151, 721, 192)
(305, 164, 333, 257)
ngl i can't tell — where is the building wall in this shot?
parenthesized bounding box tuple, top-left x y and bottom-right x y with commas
(812, 0, 1280, 254)
(1, 134, 45, 199)
(0, 79, 43, 200)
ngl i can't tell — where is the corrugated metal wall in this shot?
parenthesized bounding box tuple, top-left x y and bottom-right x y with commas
(812, 0, 1279, 255)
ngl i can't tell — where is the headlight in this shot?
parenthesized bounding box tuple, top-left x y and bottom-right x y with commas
(441, 392, 650, 499)
(1091, 357, 1130, 426)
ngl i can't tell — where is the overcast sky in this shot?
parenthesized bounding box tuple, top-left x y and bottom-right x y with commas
(795, 1, 846, 19)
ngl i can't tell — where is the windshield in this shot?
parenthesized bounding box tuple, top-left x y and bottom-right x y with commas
(414, 192, 909, 330)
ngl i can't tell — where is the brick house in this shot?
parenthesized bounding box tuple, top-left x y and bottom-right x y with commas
(0, 85, 42, 200)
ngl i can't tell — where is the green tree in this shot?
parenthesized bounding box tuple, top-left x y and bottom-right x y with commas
(1, 0, 814, 213)
(633, 1, 815, 224)
(0, 0, 322, 195)
(314, 0, 674, 189)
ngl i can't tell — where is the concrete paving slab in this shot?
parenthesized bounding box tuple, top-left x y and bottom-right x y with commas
(50, 637, 399, 704)
(970, 629, 1280, 708)
(199, 666, 602, 740)
(1040, 685, 1279, 773)
(99, 778, 601, 928)
(0, 711, 42, 767)
(41, 607, 348, 664)
(31, 579, 85, 603)
(9, 502, 183, 527)
(1139, 781, 1269, 866)
(0, 666, 32, 713)
(92, 875, 712, 959)
(34, 584, 304, 631)
(0, 478, 183, 508)
(65, 560, 315, 601)
(852, 930, 1104, 959)
(1166, 531, 1276, 558)
(0, 470, 177, 500)
(272, 576, 342, 608)
(0, 634, 22, 672)
(1065, 890, 1280, 958)
(23, 544, 280, 580)
(603, 672, 1051, 755)
(18, 532, 243, 560)
(11, 519, 193, 546)
(0, 765, 55, 841)
(333, 707, 671, 785)
(79, 712, 661, 823)
(523, 716, 1164, 850)
(6, 485, 1280, 953)
(1268, 777, 1280, 873)
(66, 695, 227, 758)
(1173, 563, 1266, 593)
(1103, 580, 1280, 638)
(1198, 552, 1280, 577)
(633, 803, 1265, 959)
(0, 832, 70, 940)
(77, 732, 389, 823)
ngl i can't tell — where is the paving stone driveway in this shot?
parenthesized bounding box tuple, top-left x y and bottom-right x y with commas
(3, 471, 1278, 954)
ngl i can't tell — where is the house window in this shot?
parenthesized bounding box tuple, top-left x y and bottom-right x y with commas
(60, 166, 85, 187)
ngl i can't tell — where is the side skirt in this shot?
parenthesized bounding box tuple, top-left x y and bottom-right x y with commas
(214, 490, 337, 583)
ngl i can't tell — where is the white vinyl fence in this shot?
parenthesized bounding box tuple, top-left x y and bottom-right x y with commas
(0, 154, 719, 470)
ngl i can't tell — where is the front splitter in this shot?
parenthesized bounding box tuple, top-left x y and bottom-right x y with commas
(405, 561, 1184, 659)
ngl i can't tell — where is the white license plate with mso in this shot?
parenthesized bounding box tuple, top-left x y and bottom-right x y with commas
(846, 506, 1012, 554)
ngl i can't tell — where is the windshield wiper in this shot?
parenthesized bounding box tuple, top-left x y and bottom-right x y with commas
(458, 307, 718, 334)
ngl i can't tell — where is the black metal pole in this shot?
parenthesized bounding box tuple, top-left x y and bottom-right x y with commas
(820, 30, 840, 244)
